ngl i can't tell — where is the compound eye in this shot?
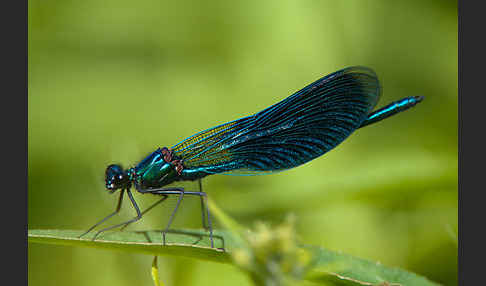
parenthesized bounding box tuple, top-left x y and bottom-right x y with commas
(106, 164, 124, 177)
(105, 164, 125, 190)
(114, 174, 126, 184)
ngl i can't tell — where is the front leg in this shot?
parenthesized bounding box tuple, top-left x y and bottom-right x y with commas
(79, 189, 125, 239)
(92, 189, 142, 240)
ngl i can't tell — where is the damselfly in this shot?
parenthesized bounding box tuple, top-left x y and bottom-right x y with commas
(80, 66, 423, 248)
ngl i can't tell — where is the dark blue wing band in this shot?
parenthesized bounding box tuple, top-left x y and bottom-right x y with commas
(171, 66, 381, 174)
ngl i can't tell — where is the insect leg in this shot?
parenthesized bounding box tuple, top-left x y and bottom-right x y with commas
(199, 179, 207, 230)
(162, 189, 184, 245)
(141, 186, 214, 248)
(184, 191, 213, 248)
(92, 189, 142, 240)
(119, 195, 169, 231)
(79, 189, 125, 238)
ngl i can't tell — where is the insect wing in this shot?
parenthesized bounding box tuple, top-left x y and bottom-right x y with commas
(172, 66, 381, 174)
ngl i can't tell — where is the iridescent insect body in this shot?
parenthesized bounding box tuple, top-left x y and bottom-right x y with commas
(80, 66, 423, 248)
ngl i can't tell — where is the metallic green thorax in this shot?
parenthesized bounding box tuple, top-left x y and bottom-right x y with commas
(130, 149, 179, 189)
(128, 148, 211, 190)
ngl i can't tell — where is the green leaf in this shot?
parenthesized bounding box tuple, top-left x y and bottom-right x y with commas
(28, 229, 233, 263)
(28, 229, 440, 286)
(305, 245, 441, 285)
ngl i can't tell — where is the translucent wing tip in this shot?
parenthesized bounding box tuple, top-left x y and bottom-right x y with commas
(341, 66, 378, 76)
(338, 66, 381, 111)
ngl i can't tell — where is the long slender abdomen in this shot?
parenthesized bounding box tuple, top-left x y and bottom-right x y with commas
(358, 96, 423, 128)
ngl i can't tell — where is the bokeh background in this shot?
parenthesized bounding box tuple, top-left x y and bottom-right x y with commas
(28, 0, 457, 285)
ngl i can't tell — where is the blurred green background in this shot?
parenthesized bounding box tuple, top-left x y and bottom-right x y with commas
(28, 0, 457, 285)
